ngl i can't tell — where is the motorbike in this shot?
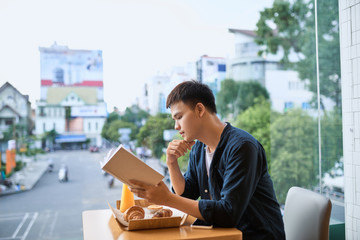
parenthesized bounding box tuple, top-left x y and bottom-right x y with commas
(58, 165, 69, 182)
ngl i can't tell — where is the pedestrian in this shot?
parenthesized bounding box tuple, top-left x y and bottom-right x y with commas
(130, 80, 285, 239)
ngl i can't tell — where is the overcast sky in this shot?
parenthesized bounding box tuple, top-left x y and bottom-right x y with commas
(0, 0, 273, 112)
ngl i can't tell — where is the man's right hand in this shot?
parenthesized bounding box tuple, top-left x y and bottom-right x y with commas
(166, 140, 195, 165)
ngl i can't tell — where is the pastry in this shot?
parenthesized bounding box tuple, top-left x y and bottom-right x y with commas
(152, 208, 173, 218)
(147, 205, 163, 213)
(123, 205, 145, 221)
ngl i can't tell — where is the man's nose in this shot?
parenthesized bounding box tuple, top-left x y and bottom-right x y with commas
(174, 121, 180, 130)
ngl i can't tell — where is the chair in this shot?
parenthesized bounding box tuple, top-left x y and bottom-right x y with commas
(283, 186, 332, 240)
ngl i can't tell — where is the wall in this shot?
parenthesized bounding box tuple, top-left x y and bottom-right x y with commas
(339, 0, 360, 238)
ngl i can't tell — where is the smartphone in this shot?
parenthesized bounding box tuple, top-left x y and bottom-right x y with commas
(190, 219, 213, 229)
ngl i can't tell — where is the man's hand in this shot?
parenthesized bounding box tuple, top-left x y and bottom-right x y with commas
(129, 180, 172, 205)
(166, 140, 195, 165)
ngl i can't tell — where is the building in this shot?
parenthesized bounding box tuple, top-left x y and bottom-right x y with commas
(196, 55, 226, 99)
(227, 29, 284, 86)
(35, 43, 107, 149)
(338, 1, 360, 237)
(0, 82, 33, 151)
(141, 64, 195, 115)
(227, 29, 335, 113)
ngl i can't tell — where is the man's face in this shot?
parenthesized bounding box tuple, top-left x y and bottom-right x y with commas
(170, 101, 200, 142)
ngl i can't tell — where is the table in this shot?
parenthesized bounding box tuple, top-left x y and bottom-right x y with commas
(82, 209, 242, 240)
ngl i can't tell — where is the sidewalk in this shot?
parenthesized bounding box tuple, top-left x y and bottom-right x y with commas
(0, 154, 49, 196)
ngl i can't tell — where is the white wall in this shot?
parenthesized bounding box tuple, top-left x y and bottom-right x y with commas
(339, 0, 360, 238)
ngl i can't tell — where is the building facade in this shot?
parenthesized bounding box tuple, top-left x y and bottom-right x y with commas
(35, 43, 107, 149)
(196, 55, 226, 101)
(338, 0, 360, 238)
(0, 82, 33, 151)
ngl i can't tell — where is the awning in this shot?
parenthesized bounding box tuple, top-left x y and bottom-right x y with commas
(55, 134, 87, 143)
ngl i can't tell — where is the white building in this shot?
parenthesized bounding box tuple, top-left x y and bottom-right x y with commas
(265, 70, 334, 113)
(196, 55, 227, 99)
(227, 29, 284, 86)
(142, 65, 195, 115)
(35, 43, 107, 148)
(0, 82, 33, 151)
(227, 29, 334, 113)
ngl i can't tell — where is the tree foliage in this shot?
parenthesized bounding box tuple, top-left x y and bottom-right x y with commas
(216, 79, 269, 119)
(270, 109, 318, 203)
(120, 105, 150, 127)
(255, 0, 341, 108)
(234, 98, 276, 172)
(101, 119, 137, 143)
(136, 113, 174, 158)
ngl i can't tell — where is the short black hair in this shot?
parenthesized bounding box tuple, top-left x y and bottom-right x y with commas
(166, 80, 217, 113)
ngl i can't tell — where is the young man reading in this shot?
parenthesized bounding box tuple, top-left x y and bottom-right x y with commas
(130, 81, 285, 239)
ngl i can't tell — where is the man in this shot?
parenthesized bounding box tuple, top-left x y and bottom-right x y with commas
(130, 80, 285, 239)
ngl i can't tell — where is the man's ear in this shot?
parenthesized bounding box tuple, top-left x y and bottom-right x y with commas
(195, 103, 205, 117)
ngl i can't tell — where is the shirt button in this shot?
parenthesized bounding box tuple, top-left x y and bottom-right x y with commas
(205, 189, 208, 193)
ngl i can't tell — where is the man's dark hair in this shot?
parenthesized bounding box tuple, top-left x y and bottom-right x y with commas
(166, 80, 217, 113)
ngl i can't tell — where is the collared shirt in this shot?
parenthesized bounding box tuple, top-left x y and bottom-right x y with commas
(179, 123, 285, 240)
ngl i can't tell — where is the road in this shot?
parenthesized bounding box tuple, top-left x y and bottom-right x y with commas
(0, 150, 127, 240)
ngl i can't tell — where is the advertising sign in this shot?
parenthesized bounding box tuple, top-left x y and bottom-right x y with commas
(39, 44, 103, 87)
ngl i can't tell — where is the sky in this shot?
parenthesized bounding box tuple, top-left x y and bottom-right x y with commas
(0, 0, 273, 112)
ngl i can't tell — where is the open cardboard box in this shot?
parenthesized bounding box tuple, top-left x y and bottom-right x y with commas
(108, 199, 189, 231)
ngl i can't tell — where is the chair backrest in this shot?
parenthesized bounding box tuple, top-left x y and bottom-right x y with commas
(283, 186, 332, 240)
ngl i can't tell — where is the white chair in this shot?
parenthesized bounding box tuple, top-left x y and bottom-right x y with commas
(283, 186, 332, 240)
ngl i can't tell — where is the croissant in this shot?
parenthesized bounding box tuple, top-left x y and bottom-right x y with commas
(123, 205, 145, 221)
(152, 208, 173, 218)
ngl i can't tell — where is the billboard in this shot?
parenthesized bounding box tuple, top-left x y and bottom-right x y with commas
(39, 44, 103, 87)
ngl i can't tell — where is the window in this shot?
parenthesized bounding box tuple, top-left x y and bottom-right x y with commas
(95, 122, 98, 131)
(88, 122, 91, 131)
(5, 119, 13, 125)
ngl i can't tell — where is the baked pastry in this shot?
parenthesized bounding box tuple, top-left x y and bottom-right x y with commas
(147, 205, 163, 213)
(152, 208, 173, 218)
(123, 205, 145, 221)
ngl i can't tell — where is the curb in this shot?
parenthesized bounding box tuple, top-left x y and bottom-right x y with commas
(0, 161, 49, 197)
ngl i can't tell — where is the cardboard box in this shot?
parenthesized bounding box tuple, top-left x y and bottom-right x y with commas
(109, 199, 188, 231)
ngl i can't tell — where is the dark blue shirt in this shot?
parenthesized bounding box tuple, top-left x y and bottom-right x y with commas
(180, 123, 285, 240)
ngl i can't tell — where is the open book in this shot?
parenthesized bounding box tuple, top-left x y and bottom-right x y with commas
(100, 145, 164, 188)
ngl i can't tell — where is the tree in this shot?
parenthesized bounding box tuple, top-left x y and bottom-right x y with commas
(102, 120, 137, 143)
(217, 79, 269, 119)
(234, 98, 276, 172)
(321, 107, 343, 173)
(270, 109, 318, 203)
(255, 0, 341, 109)
(217, 79, 239, 118)
(120, 105, 150, 127)
(136, 113, 174, 158)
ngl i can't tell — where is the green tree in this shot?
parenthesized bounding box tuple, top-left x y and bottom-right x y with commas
(217, 79, 239, 118)
(255, 0, 341, 108)
(216, 79, 269, 119)
(321, 107, 343, 173)
(120, 105, 150, 127)
(234, 98, 276, 172)
(270, 109, 318, 203)
(102, 120, 137, 143)
(137, 113, 174, 158)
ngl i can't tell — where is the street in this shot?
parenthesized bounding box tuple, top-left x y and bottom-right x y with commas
(0, 150, 126, 240)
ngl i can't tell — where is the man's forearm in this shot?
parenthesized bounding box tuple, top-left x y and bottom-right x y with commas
(167, 162, 185, 195)
(167, 193, 204, 220)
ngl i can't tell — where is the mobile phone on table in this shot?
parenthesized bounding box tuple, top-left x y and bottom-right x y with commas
(190, 219, 213, 229)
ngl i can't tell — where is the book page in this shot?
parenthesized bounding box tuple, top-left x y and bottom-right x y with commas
(101, 145, 164, 188)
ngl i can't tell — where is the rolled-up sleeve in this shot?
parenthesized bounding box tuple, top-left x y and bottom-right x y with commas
(198, 141, 263, 227)
(173, 148, 200, 200)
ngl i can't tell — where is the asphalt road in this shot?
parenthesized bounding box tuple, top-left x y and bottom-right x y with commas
(0, 150, 125, 240)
